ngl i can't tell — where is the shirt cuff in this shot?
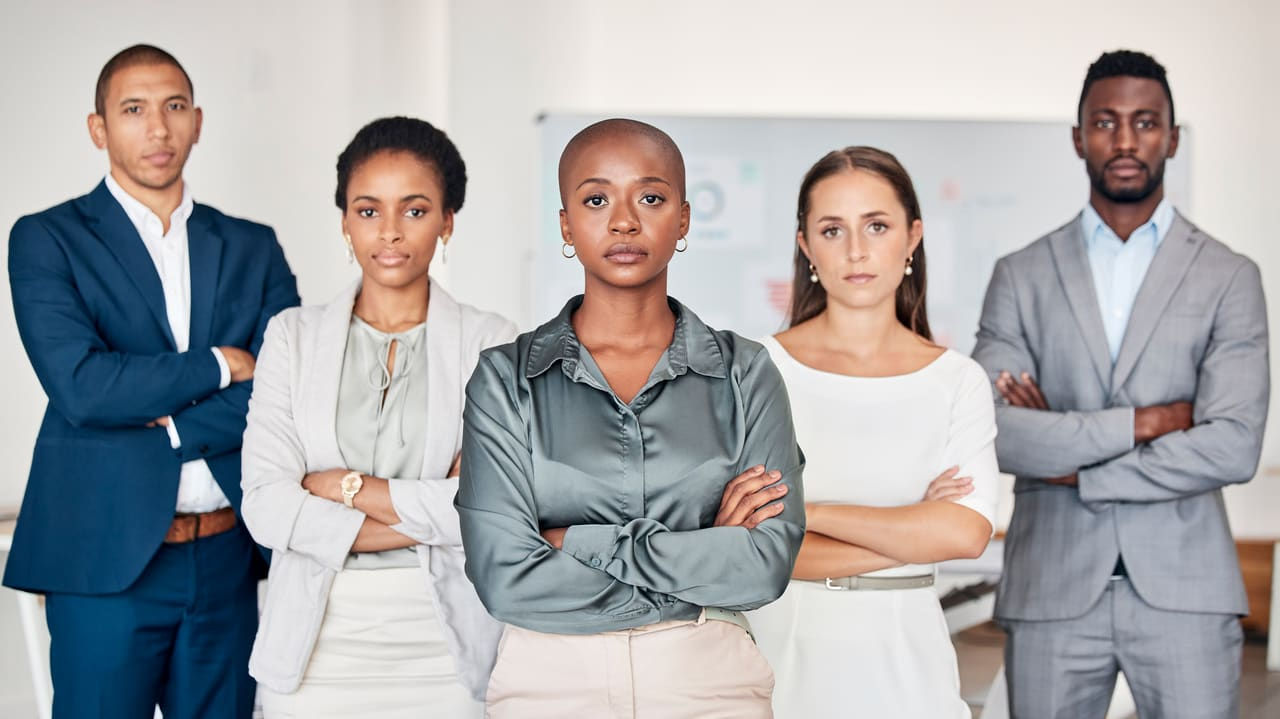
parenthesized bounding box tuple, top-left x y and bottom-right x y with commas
(210, 347, 232, 389)
(561, 524, 621, 569)
(1126, 406, 1136, 450)
(164, 418, 181, 450)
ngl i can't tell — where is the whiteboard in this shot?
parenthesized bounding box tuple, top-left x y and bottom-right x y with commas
(535, 114, 1190, 351)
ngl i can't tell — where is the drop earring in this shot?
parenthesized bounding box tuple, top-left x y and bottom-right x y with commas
(808, 263, 819, 283)
(344, 234, 355, 264)
(439, 234, 450, 264)
(904, 257, 914, 276)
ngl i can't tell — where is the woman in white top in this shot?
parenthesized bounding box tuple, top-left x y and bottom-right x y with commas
(241, 117, 516, 717)
(746, 146, 998, 718)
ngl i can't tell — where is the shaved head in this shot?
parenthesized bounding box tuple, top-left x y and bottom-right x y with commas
(557, 118, 686, 205)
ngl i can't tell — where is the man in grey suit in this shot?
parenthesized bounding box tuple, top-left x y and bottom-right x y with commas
(973, 50, 1268, 718)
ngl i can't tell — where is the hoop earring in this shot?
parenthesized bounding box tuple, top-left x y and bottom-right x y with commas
(808, 263, 819, 283)
(675, 236, 688, 253)
(344, 234, 355, 264)
(561, 242, 576, 259)
(904, 256, 914, 276)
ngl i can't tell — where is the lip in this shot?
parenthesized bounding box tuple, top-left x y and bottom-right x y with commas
(604, 243, 649, 264)
(843, 273, 877, 284)
(372, 252, 410, 267)
(143, 151, 175, 167)
(1105, 158, 1146, 179)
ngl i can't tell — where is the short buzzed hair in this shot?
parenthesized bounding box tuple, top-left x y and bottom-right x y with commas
(557, 118, 686, 205)
(95, 44, 194, 116)
(1078, 50, 1174, 126)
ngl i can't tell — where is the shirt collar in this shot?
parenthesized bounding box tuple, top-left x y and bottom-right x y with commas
(104, 173, 195, 233)
(1081, 197, 1175, 249)
(524, 295, 727, 380)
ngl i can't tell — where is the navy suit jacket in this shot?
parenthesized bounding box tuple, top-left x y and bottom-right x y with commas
(4, 180, 300, 595)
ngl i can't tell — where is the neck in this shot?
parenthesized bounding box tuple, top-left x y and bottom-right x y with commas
(1089, 185, 1164, 241)
(353, 275, 431, 332)
(110, 167, 184, 233)
(573, 273, 674, 349)
(814, 297, 904, 359)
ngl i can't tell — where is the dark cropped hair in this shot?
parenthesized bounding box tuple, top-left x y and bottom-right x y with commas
(334, 117, 467, 212)
(95, 44, 193, 116)
(1078, 50, 1175, 125)
(789, 146, 930, 340)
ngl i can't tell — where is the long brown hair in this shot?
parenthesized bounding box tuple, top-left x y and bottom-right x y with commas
(788, 146, 931, 340)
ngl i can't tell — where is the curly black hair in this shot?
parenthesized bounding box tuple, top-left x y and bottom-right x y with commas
(334, 116, 467, 212)
(1077, 50, 1175, 126)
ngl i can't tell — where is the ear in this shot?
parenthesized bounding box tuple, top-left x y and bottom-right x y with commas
(907, 218, 924, 256)
(558, 208, 571, 245)
(1071, 125, 1085, 160)
(795, 229, 812, 263)
(87, 113, 107, 150)
(679, 200, 691, 238)
(340, 212, 350, 240)
(192, 106, 203, 145)
(441, 210, 455, 240)
(1167, 124, 1180, 159)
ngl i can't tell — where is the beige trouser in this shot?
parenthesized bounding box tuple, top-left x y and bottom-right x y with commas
(486, 610, 775, 719)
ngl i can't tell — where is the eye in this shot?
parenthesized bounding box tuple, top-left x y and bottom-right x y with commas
(357, 208, 377, 218)
(1094, 118, 1115, 130)
(405, 207, 427, 218)
(123, 105, 142, 115)
(1135, 118, 1155, 130)
(583, 194, 607, 208)
(166, 101, 187, 111)
(820, 225, 841, 239)
(867, 221, 889, 234)
(639, 194, 664, 206)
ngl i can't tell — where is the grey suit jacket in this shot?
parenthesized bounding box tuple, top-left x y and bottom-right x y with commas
(241, 278, 517, 698)
(973, 211, 1268, 621)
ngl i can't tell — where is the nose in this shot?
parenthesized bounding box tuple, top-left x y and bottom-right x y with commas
(1114, 121, 1137, 154)
(147, 111, 170, 140)
(609, 203, 639, 235)
(378, 215, 403, 243)
(847, 233, 870, 263)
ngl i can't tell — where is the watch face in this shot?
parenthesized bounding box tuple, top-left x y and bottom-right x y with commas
(341, 473, 363, 493)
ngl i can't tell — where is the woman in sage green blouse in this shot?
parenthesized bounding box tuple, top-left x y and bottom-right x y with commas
(457, 119, 805, 718)
(241, 118, 516, 718)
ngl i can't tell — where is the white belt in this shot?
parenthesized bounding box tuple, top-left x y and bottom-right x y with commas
(700, 607, 755, 642)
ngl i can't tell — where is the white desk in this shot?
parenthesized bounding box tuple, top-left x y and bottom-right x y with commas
(0, 518, 51, 719)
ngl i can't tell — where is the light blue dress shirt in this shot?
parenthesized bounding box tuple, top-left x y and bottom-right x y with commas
(1081, 199, 1176, 361)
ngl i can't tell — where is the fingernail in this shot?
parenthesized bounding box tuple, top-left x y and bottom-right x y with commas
(753, 465, 765, 474)
(776, 485, 789, 493)
(771, 470, 782, 479)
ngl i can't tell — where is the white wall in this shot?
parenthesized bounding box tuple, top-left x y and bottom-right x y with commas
(446, 0, 1280, 536)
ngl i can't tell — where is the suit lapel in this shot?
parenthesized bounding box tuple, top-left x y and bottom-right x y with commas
(1048, 217, 1113, 392)
(81, 182, 176, 348)
(306, 280, 362, 470)
(186, 205, 223, 352)
(422, 279, 463, 478)
(1110, 212, 1204, 393)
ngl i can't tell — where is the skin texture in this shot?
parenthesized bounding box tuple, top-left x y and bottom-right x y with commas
(779, 168, 992, 579)
(999, 74, 1191, 484)
(303, 149, 457, 553)
(541, 121, 783, 548)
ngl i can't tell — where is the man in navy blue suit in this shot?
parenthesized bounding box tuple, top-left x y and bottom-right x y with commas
(4, 44, 299, 718)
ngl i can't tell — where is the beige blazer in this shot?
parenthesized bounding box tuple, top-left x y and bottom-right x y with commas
(241, 278, 517, 698)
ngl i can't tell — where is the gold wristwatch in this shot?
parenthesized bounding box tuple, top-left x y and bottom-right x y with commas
(340, 471, 364, 508)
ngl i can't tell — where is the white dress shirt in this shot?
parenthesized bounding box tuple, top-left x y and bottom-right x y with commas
(1081, 198, 1176, 361)
(105, 174, 232, 513)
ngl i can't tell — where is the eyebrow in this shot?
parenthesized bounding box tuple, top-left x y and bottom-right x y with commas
(815, 210, 889, 223)
(575, 176, 673, 190)
(350, 194, 434, 204)
(118, 94, 191, 107)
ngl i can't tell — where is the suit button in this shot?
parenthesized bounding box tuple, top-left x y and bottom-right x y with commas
(590, 558, 602, 567)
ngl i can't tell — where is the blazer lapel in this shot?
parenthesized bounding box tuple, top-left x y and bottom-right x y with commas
(422, 279, 463, 478)
(304, 279, 362, 470)
(186, 205, 223, 352)
(1048, 217, 1113, 392)
(1110, 212, 1204, 393)
(81, 182, 176, 348)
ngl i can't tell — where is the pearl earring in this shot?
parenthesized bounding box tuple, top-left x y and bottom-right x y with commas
(904, 257, 914, 276)
(808, 263, 819, 283)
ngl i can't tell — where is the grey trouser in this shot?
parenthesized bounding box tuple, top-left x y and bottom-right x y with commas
(1002, 577, 1242, 719)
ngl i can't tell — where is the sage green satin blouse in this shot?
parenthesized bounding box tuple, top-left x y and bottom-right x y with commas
(457, 297, 805, 634)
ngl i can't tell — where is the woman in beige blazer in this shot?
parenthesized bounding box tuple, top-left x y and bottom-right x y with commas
(241, 117, 516, 718)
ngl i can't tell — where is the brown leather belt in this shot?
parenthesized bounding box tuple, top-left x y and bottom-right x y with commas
(164, 507, 237, 544)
